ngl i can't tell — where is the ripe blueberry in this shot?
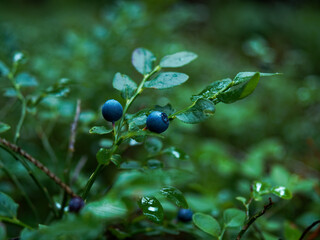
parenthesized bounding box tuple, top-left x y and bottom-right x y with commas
(146, 111, 169, 133)
(102, 99, 123, 122)
(177, 208, 193, 222)
(68, 197, 85, 213)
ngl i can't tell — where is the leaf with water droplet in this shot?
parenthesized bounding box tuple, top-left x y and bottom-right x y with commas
(176, 99, 215, 124)
(271, 186, 292, 199)
(191, 78, 232, 102)
(144, 72, 189, 89)
(96, 148, 112, 164)
(160, 186, 188, 209)
(252, 181, 271, 201)
(160, 51, 198, 68)
(138, 196, 164, 224)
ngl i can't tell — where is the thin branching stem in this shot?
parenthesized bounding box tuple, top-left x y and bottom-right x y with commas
(236, 198, 273, 240)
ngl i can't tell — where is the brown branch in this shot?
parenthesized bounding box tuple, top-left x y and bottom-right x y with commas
(299, 220, 320, 240)
(236, 197, 273, 240)
(0, 137, 78, 198)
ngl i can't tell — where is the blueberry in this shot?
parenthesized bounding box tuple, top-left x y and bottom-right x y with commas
(146, 111, 169, 133)
(102, 99, 123, 122)
(177, 208, 193, 222)
(68, 197, 85, 213)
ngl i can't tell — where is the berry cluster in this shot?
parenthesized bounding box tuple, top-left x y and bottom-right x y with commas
(102, 99, 169, 133)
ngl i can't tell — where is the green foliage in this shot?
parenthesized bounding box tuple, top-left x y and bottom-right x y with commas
(144, 72, 189, 89)
(138, 196, 164, 224)
(223, 208, 246, 228)
(192, 213, 221, 237)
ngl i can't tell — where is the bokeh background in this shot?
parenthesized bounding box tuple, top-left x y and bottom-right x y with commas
(0, 0, 320, 239)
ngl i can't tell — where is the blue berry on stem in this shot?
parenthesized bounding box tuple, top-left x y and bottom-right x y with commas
(177, 208, 193, 222)
(69, 197, 85, 213)
(146, 111, 169, 133)
(102, 99, 123, 123)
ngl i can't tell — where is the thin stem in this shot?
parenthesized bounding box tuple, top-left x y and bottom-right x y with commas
(14, 98, 26, 144)
(59, 100, 81, 218)
(0, 161, 39, 221)
(236, 198, 273, 240)
(299, 220, 320, 240)
(0, 216, 33, 229)
(218, 226, 226, 240)
(81, 164, 105, 200)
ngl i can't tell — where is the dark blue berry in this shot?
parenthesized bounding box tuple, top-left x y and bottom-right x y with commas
(68, 197, 85, 213)
(177, 208, 193, 222)
(102, 99, 123, 122)
(146, 111, 169, 133)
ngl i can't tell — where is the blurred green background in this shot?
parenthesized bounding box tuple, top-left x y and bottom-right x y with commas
(0, 0, 320, 239)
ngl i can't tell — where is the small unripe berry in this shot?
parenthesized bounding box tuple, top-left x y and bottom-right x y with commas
(68, 197, 85, 213)
(177, 208, 193, 222)
(146, 111, 169, 133)
(102, 99, 123, 122)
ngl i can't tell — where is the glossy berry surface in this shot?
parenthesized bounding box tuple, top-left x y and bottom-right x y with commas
(146, 111, 169, 133)
(68, 197, 85, 213)
(102, 99, 123, 122)
(177, 208, 193, 222)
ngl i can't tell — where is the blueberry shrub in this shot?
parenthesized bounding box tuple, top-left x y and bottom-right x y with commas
(0, 1, 320, 239)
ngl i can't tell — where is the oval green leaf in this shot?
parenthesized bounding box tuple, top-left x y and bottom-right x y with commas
(132, 48, 156, 75)
(160, 51, 197, 68)
(96, 148, 111, 164)
(89, 126, 113, 135)
(271, 186, 292, 199)
(160, 186, 188, 209)
(112, 72, 137, 99)
(223, 208, 246, 228)
(144, 72, 189, 89)
(138, 196, 164, 224)
(0, 61, 9, 77)
(192, 213, 221, 237)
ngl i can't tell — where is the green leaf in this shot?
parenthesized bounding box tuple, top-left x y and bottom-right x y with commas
(112, 72, 137, 99)
(120, 161, 141, 170)
(0, 123, 11, 134)
(89, 126, 113, 135)
(0, 61, 9, 77)
(176, 99, 215, 124)
(217, 73, 260, 103)
(223, 208, 246, 227)
(160, 51, 197, 68)
(96, 148, 111, 164)
(284, 221, 301, 240)
(160, 186, 188, 209)
(217, 72, 280, 103)
(144, 72, 189, 89)
(16, 73, 38, 87)
(191, 78, 232, 102)
(271, 186, 292, 199)
(0, 192, 18, 218)
(138, 196, 164, 224)
(252, 181, 271, 201)
(235, 196, 247, 205)
(163, 147, 189, 160)
(145, 138, 163, 154)
(132, 48, 156, 75)
(13, 52, 26, 64)
(84, 197, 127, 220)
(192, 213, 221, 237)
(147, 159, 163, 170)
(3, 88, 17, 98)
